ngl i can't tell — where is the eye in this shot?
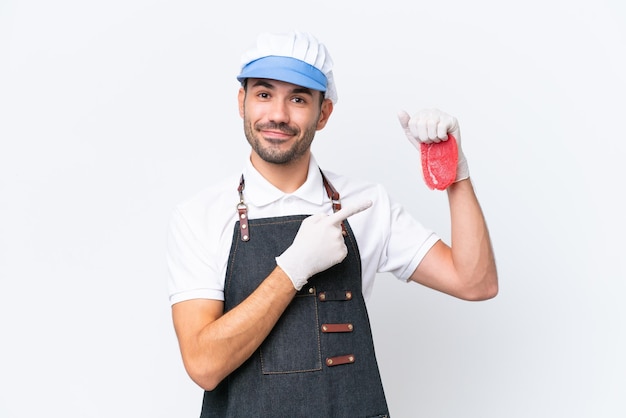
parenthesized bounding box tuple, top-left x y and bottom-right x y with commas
(291, 96, 306, 104)
(257, 92, 270, 99)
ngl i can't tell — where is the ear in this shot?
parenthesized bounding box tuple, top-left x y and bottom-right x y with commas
(316, 98, 334, 130)
(238, 87, 245, 118)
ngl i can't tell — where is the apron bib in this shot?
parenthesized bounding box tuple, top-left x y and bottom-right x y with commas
(200, 174, 389, 417)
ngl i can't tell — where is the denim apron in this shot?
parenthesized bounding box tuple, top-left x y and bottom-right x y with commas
(200, 173, 389, 417)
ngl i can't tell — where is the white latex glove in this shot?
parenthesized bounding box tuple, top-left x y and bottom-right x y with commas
(276, 200, 373, 290)
(397, 108, 469, 183)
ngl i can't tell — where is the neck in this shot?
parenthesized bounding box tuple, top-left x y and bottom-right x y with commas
(249, 152, 311, 193)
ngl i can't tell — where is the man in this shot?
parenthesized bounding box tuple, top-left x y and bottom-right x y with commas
(167, 31, 498, 417)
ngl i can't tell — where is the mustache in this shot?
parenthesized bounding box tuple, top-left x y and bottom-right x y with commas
(254, 122, 298, 136)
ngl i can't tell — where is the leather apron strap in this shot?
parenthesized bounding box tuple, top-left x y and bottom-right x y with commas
(236, 169, 347, 242)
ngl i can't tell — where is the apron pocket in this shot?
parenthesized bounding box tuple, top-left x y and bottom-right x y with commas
(260, 291, 321, 374)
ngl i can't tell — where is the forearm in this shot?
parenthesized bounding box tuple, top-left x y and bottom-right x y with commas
(178, 266, 296, 390)
(447, 178, 498, 299)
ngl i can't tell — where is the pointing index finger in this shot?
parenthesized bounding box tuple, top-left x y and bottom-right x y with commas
(328, 200, 373, 224)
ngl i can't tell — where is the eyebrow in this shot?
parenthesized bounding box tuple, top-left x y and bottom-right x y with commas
(250, 79, 314, 97)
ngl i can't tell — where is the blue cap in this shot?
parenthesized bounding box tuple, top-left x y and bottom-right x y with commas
(236, 31, 338, 104)
(237, 56, 327, 92)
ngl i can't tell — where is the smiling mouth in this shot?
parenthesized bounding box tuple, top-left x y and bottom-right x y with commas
(259, 130, 296, 145)
(256, 123, 297, 137)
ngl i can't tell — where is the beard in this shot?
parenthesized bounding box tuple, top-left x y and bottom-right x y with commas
(243, 116, 318, 165)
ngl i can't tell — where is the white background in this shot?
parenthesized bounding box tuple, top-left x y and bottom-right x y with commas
(1, 0, 625, 417)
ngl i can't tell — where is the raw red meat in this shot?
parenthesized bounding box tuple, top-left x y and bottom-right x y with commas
(420, 134, 458, 190)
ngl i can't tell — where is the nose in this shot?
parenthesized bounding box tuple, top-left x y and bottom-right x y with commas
(267, 99, 290, 124)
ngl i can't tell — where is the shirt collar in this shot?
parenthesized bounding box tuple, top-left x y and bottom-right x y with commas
(242, 155, 325, 207)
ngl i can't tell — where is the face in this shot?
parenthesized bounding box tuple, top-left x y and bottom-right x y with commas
(238, 78, 333, 165)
